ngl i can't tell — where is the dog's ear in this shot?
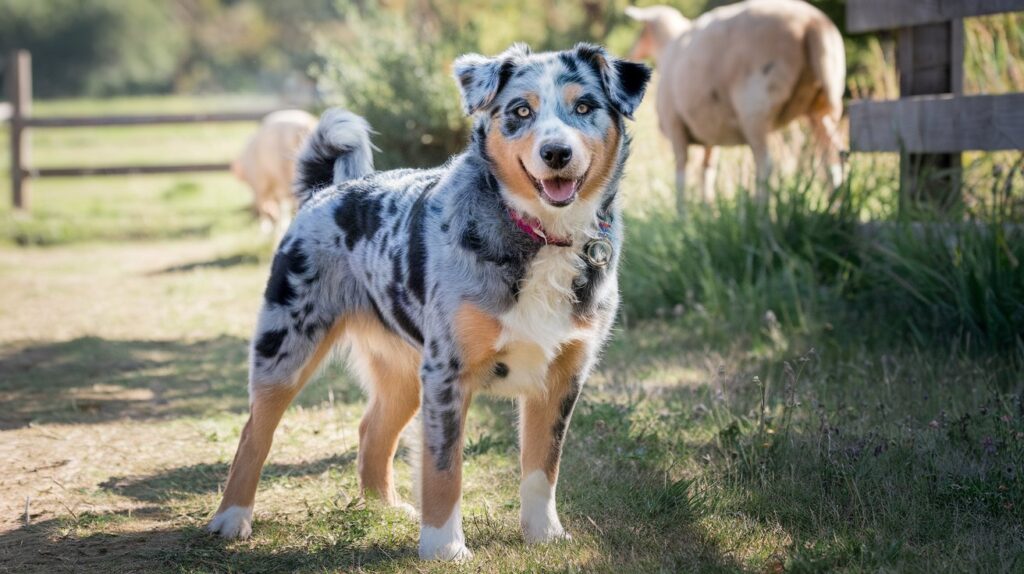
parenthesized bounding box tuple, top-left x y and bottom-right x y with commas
(573, 43, 652, 119)
(453, 43, 531, 115)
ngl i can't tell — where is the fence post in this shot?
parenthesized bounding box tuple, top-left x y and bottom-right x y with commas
(8, 50, 31, 211)
(896, 20, 963, 213)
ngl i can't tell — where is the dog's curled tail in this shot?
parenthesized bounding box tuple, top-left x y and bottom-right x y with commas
(294, 108, 375, 206)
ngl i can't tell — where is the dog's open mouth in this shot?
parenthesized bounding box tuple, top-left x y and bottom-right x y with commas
(519, 159, 584, 207)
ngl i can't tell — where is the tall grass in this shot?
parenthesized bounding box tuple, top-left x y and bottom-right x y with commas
(619, 163, 1024, 359)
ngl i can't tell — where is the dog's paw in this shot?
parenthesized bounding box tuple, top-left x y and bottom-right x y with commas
(206, 506, 253, 540)
(392, 501, 419, 520)
(419, 540, 474, 561)
(522, 520, 571, 544)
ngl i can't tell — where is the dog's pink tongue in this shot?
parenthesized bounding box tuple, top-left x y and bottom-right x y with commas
(541, 178, 575, 202)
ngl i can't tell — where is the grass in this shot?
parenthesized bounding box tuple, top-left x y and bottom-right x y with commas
(1, 91, 1023, 573)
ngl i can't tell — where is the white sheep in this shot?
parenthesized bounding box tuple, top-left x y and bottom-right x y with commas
(232, 109, 318, 234)
(626, 0, 846, 211)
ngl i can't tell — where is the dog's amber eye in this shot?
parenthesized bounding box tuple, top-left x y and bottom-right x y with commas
(515, 106, 532, 118)
(575, 103, 590, 115)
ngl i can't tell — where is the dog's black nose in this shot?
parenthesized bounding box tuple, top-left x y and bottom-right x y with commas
(540, 143, 572, 169)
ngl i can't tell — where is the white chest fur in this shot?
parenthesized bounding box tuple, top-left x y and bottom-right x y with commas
(485, 248, 586, 397)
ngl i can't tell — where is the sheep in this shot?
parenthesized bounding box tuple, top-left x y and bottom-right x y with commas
(626, 0, 846, 211)
(231, 109, 318, 234)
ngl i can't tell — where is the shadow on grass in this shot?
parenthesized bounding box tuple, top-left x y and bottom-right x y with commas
(0, 506, 416, 574)
(0, 335, 362, 429)
(100, 451, 358, 503)
(150, 252, 262, 275)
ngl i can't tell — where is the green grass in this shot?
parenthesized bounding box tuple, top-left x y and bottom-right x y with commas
(0, 94, 1023, 573)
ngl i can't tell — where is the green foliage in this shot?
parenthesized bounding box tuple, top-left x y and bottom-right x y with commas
(620, 168, 1024, 356)
(313, 11, 470, 169)
(0, 0, 185, 97)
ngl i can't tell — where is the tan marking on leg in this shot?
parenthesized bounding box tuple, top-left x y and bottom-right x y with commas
(421, 391, 473, 528)
(217, 318, 348, 513)
(520, 340, 587, 482)
(348, 314, 422, 505)
(453, 303, 501, 381)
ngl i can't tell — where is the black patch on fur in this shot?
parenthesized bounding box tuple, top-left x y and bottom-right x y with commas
(460, 220, 485, 253)
(388, 285, 424, 345)
(548, 376, 582, 469)
(558, 52, 579, 74)
(710, 89, 720, 103)
(493, 362, 509, 378)
(762, 61, 775, 75)
(572, 261, 607, 318)
(407, 180, 438, 304)
(264, 242, 307, 306)
(255, 328, 288, 358)
(436, 406, 462, 470)
(333, 187, 383, 250)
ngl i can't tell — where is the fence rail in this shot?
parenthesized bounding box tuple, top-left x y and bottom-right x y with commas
(847, 0, 1023, 33)
(845, 0, 1024, 210)
(850, 93, 1024, 153)
(4, 50, 282, 211)
(23, 111, 274, 128)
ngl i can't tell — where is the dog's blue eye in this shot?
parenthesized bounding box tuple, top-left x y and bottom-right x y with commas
(515, 106, 532, 118)
(575, 103, 591, 115)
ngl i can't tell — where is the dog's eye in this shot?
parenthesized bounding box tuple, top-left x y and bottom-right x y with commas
(515, 106, 532, 118)
(575, 103, 591, 115)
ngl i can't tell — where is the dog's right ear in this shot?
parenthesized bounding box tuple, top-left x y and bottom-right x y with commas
(453, 43, 531, 115)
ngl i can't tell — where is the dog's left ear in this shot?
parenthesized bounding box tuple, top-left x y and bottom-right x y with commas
(573, 43, 652, 119)
(453, 43, 531, 115)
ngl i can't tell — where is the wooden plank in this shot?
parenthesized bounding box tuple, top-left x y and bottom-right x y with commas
(8, 51, 31, 210)
(849, 93, 1024, 152)
(24, 111, 277, 128)
(895, 20, 963, 208)
(27, 163, 231, 178)
(847, 0, 1024, 34)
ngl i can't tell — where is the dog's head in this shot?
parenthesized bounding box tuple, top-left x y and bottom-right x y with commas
(454, 43, 650, 218)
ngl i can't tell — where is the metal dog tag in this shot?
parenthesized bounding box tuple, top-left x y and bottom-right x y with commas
(583, 238, 613, 268)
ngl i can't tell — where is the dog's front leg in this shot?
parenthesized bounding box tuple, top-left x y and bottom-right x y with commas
(418, 359, 474, 561)
(519, 340, 590, 543)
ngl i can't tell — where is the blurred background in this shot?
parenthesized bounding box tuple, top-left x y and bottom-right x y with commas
(1, 2, 1022, 571)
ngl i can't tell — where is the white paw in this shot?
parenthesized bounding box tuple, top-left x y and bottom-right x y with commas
(419, 502, 471, 561)
(206, 505, 253, 540)
(522, 519, 571, 544)
(520, 470, 568, 544)
(392, 501, 419, 520)
(419, 540, 474, 561)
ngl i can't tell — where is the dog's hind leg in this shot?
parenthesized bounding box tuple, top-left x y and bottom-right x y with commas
(208, 238, 347, 539)
(518, 340, 589, 543)
(348, 317, 421, 513)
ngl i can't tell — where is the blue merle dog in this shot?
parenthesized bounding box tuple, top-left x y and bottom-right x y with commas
(207, 43, 650, 560)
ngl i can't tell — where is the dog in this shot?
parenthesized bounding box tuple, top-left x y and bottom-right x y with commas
(206, 43, 650, 560)
(626, 0, 846, 210)
(231, 109, 318, 234)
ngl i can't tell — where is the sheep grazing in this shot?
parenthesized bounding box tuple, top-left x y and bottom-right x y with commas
(231, 109, 318, 234)
(626, 0, 846, 211)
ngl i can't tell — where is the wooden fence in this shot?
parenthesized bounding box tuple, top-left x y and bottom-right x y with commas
(846, 0, 1024, 210)
(4, 50, 282, 211)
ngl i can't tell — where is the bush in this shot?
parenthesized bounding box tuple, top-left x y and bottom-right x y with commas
(0, 0, 185, 97)
(313, 12, 471, 170)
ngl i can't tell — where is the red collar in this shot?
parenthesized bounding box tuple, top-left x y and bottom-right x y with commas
(507, 207, 574, 247)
